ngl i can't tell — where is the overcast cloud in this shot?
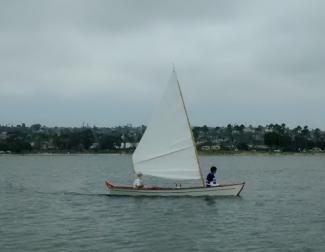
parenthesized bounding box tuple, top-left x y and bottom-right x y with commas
(0, 0, 324, 128)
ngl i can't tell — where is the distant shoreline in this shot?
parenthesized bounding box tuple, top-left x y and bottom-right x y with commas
(1, 124, 324, 154)
(1, 150, 324, 155)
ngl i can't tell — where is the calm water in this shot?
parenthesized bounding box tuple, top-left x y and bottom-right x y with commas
(0, 154, 324, 252)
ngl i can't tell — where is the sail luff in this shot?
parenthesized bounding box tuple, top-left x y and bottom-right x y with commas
(174, 71, 205, 186)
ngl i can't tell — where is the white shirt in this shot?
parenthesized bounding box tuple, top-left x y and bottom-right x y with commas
(133, 178, 143, 188)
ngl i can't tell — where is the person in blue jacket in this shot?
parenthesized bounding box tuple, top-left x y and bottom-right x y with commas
(206, 166, 219, 187)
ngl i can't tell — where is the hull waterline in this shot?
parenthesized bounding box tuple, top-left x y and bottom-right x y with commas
(105, 181, 245, 197)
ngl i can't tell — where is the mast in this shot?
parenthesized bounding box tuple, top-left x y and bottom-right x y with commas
(174, 70, 205, 187)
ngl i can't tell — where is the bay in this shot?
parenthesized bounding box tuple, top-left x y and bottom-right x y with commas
(0, 154, 324, 251)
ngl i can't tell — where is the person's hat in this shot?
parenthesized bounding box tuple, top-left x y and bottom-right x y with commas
(136, 172, 143, 177)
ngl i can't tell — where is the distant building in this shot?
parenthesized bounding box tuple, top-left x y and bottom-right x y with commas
(90, 142, 100, 150)
(120, 142, 138, 149)
(311, 147, 322, 152)
(41, 141, 55, 150)
(0, 132, 7, 140)
(200, 146, 211, 151)
(211, 145, 221, 151)
(243, 127, 255, 133)
(252, 145, 271, 151)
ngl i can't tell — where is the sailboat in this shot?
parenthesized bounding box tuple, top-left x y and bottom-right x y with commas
(105, 70, 245, 196)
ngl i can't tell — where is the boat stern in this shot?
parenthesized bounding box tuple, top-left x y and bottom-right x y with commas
(236, 182, 245, 196)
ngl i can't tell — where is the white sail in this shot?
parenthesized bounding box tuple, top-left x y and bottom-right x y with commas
(132, 71, 202, 181)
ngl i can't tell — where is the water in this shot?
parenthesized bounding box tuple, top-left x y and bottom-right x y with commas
(0, 154, 324, 252)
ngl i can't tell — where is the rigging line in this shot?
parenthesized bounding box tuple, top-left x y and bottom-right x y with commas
(134, 145, 193, 165)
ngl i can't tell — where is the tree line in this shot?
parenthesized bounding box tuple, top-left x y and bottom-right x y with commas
(0, 123, 324, 153)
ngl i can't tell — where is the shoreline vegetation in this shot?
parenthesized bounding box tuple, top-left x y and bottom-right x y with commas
(1, 151, 324, 156)
(1, 123, 325, 154)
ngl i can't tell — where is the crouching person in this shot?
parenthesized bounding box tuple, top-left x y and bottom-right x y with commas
(133, 172, 144, 189)
(206, 166, 219, 187)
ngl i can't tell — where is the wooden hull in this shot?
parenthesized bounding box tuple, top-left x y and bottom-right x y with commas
(105, 181, 245, 197)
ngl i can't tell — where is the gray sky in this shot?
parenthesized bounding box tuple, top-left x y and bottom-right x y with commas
(1, 0, 324, 128)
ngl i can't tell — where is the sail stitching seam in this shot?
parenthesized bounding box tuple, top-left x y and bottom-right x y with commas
(134, 145, 193, 164)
